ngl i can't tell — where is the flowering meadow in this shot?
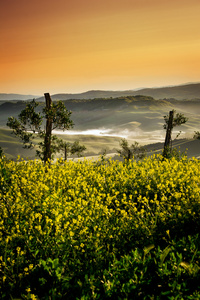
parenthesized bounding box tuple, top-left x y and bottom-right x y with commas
(1, 155, 200, 299)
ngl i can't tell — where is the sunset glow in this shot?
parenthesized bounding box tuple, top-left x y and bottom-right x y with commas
(1, 0, 200, 95)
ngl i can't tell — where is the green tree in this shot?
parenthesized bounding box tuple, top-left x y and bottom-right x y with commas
(193, 131, 200, 140)
(56, 139, 86, 160)
(163, 110, 188, 158)
(163, 110, 188, 131)
(7, 93, 74, 163)
(117, 139, 146, 161)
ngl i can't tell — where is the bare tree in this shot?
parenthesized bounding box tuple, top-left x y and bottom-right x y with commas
(163, 110, 188, 158)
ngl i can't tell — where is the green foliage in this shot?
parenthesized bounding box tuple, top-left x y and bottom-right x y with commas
(36, 134, 60, 161)
(7, 98, 74, 162)
(163, 110, 188, 130)
(117, 138, 146, 161)
(7, 100, 43, 151)
(194, 131, 200, 140)
(43, 100, 73, 130)
(1, 155, 200, 298)
(70, 140, 86, 157)
(56, 138, 86, 160)
(162, 146, 187, 160)
(163, 110, 188, 159)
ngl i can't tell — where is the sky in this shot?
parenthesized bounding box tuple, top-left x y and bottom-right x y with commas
(1, 0, 200, 96)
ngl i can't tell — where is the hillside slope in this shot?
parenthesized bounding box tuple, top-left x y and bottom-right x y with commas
(1, 82, 200, 102)
(34, 83, 200, 101)
(0, 93, 39, 101)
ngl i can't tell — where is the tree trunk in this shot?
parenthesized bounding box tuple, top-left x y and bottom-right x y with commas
(163, 110, 174, 158)
(64, 144, 67, 161)
(44, 93, 52, 163)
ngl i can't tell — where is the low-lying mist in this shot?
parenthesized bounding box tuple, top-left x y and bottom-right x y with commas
(53, 126, 194, 146)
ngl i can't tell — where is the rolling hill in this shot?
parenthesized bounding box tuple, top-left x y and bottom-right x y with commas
(0, 93, 39, 101)
(35, 82, 200, 101)
(1, 82, 200, 102)
(1, 83, 200, 160)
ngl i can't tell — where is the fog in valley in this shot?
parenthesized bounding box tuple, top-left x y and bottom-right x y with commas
(1, 86, 200, 159)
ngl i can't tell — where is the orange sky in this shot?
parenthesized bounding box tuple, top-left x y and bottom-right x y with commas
(1, 0, 200, 95)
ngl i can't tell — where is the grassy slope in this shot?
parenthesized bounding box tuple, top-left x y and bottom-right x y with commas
(1, 96, 200, 159)
(0, 128, 124, 160)
(1, 127, 200, 160)
(0, 128, 36, 160)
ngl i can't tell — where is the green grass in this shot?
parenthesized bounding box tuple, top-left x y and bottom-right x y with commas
(0, 128, 36, 160)
(0, 128, 123, 160)
(1, 95, 200, 160)
(1, 127, 200, 161)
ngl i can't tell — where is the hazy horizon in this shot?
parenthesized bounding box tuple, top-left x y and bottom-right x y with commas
(1, 81, 200, 97)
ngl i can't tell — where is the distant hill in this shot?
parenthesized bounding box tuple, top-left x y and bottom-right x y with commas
(134, 83, 200, 100)
(35, 83, 200, 101)
(0, 93, 39, 101)
(1, 92, 200, 160)
(36, 90, 140, 101)
(1, 83, 200, 102)
(1, 95, 200, 133)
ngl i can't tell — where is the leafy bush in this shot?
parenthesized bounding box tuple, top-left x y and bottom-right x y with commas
(0, 155, 200, 299)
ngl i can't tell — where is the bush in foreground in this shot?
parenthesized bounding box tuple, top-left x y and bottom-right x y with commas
(0, 155, 200, 299)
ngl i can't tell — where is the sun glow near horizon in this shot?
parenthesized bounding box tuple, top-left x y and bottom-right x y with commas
(1, 0, 200, 94)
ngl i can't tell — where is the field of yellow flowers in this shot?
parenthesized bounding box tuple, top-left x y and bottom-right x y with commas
(1, 155, 200, 299)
